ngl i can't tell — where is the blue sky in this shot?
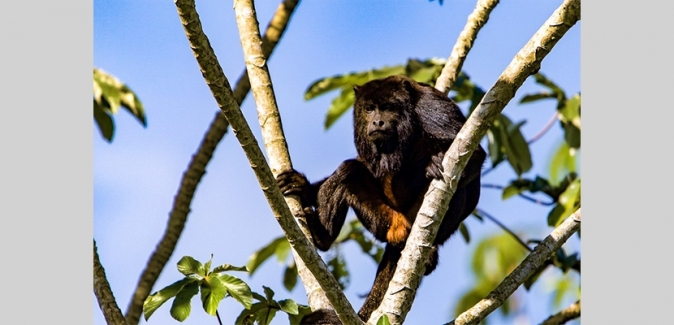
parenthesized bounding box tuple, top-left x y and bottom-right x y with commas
(94, 1, 580, 324)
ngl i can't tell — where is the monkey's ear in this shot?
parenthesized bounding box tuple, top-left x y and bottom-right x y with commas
(353, 84, 362, 96)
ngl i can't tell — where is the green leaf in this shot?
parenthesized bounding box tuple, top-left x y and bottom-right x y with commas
(493, 115, 532, 175)
(376, 314, 392, 325)
(327, 252, 350, 290)
(200, 275, 228, 316)
(277, 299, 299, 315)
(288, 305, 313, 325)
(263, 286, 276, 302)
(486, 127, 505, 168)
(304, 65, 405, 101)
(93, 100, 115, 142)
(547, 178, 581, 227)
(533, 73, 565, 98)
(459, 222, 470, 243)
(218, 273, 253, 309)
(204, 254, 213, 274)
(170, 280, 200, 321)
(324, 87, 355, 129)
(549, 142, 577, 185)
(274, 237, 291, 264)
(283, 262, 298, 292)
(143, 278, 196, 321)
(247, 236, 287, 275)
(235, 303, 267, 325)
(177, 256, 204, 277)
(252, 291, 268, 303)
(256, 306, 277, 325)
(519, 92, 558, 104)
(212, 263, 249, 273)
(501, 183, 522, 200)
(93, 68, 147, 126)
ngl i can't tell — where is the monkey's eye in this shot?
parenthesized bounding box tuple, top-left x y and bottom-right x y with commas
(364, 105, 375, 112)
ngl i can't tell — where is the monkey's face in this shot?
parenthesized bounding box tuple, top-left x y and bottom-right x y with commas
(354, 100, 402, 153)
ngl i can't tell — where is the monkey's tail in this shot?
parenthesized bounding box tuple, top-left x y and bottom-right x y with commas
(357, 243, 401, 321)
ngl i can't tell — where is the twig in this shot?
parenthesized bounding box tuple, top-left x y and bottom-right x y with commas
(528, 112, 558, 144)
(368, 0, 580, 323)
(94, 239, 128, 325)
(540, 300, 580, 325)
(123, 2, 300, 324)
(449, 209, 581, 325)
(435, 0, 501, 94)
(475, 208, 532, 252)
(233, 0, 360, 323)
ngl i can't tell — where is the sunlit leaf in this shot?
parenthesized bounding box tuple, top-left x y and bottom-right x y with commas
(274, 235, 291, 264)
(204, 254, 213, 274)
(218, 273, 253, 309)
(177, 256, 204, 276)
(278, 299, 299, 315)
(143, 278, 196, 321)
(93, 68, 147, 126)
(247, 236, 287, 275)
(549, 142, 577, 185)
(212, 263, 249, 273)
(200, 275, 228, 316)
(170, 280, 199, 321)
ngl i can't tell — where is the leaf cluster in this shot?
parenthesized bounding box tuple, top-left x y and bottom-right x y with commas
(93, 68, 147, 142)
(143, 255, 251, 322)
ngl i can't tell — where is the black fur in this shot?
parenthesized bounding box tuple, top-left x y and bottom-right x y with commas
(276, 75, 486, 324)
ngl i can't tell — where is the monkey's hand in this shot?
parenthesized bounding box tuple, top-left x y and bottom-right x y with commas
(387, 212, 411, 246)
(276, 170, 313, 204)
(426, 151, 444, 180)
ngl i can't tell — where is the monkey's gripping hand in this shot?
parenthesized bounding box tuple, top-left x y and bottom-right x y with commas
(276, 170, 316, 208)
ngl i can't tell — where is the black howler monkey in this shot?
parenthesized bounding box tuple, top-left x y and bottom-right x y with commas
(277, 75, 486, 324)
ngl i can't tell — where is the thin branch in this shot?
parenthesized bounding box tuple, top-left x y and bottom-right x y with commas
(481, 183, 556, 206)
(435, 0, 500, 94)
(449, 209, 581, 325)
(94, 239, 128, 325)
(123, 1, 300, 324)
(528, 112, 558, 144)
(475, 208, 532, 252)
(233, 0, 360, 323)
(368, 1, 580, 323)
(540, 300, 580, 325)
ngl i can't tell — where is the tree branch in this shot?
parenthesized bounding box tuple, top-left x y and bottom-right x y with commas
(172, 0, 360, 324)
(449, 209, 581, 325)
(123, 1, 299, 324)
(94, 239, 127, 325)
(368, 1, 580, 323)
(435, 0, 500, 94)
(540, 300, 581, 325)
(233, 1, 360, 323)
